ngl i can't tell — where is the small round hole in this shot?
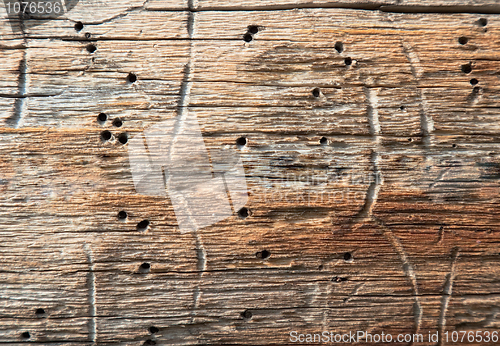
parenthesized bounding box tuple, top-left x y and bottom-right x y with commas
(344, 57, 352, 66)
(127, 73, 137, 83)
(35, 308, 46, 316)
(458, 36, 468, 45)
(236, 137, 247, 146)
(118, 133, 128, 145)
(118, 210, 127, 220)
(343, 252, 352, 261)
(149, 326, 159, 334)
(243, 33, 253, 42)
(241, 309, 252, 319)
(470, 78, 479, 85)
(74, 21, 83, 32)
(478, 18, 488, 27)
(256, 249, 270, 259)
(112, 118, 123, 127)
(320, 136, 328, 145)
(312, 87, 321, 98)
(137, 220, 150, 231)
(100, 130, 112, 142)
(140, 262, 151, 271)
(238, 207, 249, 218)
(86, 44, 97, 53)
(85, 33, 91, 39)
(247, 25, 259, 34)
(461, 63, 472, 74)
(334, 41, 344, 53)
(97, 112, 107, 123)
(21, 332, 30, 339)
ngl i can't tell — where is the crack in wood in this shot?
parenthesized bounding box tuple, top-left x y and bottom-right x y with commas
(374, 217, 423, 339)
(84, 243, 97, 344)
(439, 247, 460, 346)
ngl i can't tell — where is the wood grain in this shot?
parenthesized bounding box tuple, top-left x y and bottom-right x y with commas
(1, 1, 500, 345)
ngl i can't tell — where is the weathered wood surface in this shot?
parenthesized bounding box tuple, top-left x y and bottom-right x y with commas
(1, 0, 500, 345)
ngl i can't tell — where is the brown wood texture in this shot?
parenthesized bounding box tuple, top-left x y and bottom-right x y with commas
(1, 1, 500, 345)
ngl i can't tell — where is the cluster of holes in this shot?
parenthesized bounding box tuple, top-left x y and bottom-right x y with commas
(99, 114, 127, 144)
(97, 113, 123, 127)
(255, 249, 270, 259)
(243, 25, 259, 42)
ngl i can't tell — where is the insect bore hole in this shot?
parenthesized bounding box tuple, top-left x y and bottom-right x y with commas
(236, 137, 247, 147)
(241, 309, 253, 319)
(256, 249, 270, 259)
(118, 210, 128, 220)
(247, 25, 259, 34)
(74, 21, 84, 32)
(334, 41, 344, 53)
(312, 87, 321, 98)
(461, 63, 472, 74)
(149, 326, 159, 334)
(86, 44, 97, 53)
(118, 133, 128, 145)
(100, 130, 112, 142)
(140, 262, 151, 272)
(97, 112, 107, 123)
(127, 72, 137, 83)
(137, 219, 150, 231)
(112, 118, 123, 127)
(238, 207, 250, 218)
